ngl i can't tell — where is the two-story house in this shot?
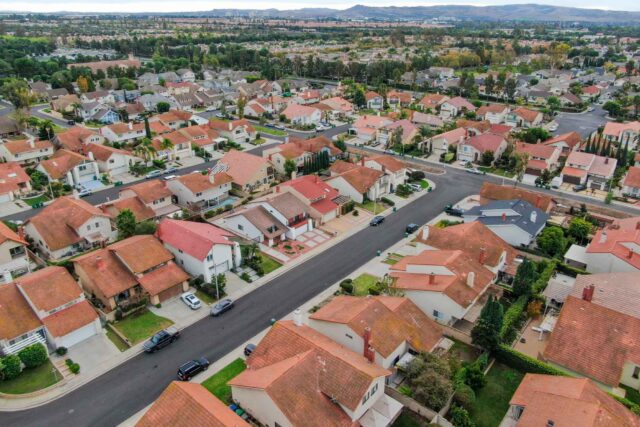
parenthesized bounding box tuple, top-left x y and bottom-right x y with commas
(213, 150, 274, 193)
(514, 142, 561, 176)
(506, 107, 543, 128)
(440, 97, 476, 119)
(208, 119, 256, 144)
(364, 155, 408, 192)
(0, 161, 31, 203)
(83, 143, 141, 177)
(0, 222, 29, 283)
(277, 175, 344, 224)
(365, 91, 384, 110)
(327, 161, 390, 204)
(118, 179, 181, 218)
(476, 104, 510, 124)
(561, 151, 617, 190)
(0, 139, 54, 165)
(457, 133, 508, 165)
(37, 149, 101, 189)
(166, 171, 233, 211)
(53, 127, 105, 153)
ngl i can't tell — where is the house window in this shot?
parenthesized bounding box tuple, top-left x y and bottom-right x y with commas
(79, 165, 87, 171)
(238, 224, 244, 231)
(433, 310, 440, 319)
(87, 225, 91, 231)
(9, 246, 25, 259)
(206, 254, 213, 261)
(196, 192, 202, 197)
(633, 366, 640, 379)
(178, 249, 183, 253)
(95, 222, 99, 228)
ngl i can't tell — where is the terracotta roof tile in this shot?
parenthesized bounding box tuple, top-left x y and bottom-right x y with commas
(2, 139, 52, 155)
(0, 162, 30, 195)
(100, 197, 156, 222)
(41, 300, 97, 338)
(73, 248, 138, 299)
(0, 283, 42, 340)
(156, 219, 234, 261)
(175, 172, 232, 194)
(0, 219, 26, 246)
(109, 235, 173, 274)
(16, 266, 82, 312)
(122, 179, 171, 204)
(39, 149, 90, 179)
(479, 182, 554, 212)
(624, 166, 640, 189)
(137, 261, 188, 296)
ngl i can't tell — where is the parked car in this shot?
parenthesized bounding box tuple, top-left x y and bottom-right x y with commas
(145, 170, 163, 179)
(466, 168, 484, 175)
(77, 188, 93, 198)
(408, 183, 422, 192)
(177, 357, 210, 381)
(205, 106, 216, 112)
(244, 343, 256, 357)
(143, 327, 180, 353)
(587, 106, 595, 112)
(67, 120, 76, 125)
(163, 175, 177, 181)
(164, 167, 178, 174)
(459, 160, 469, 167)
(370, 216, 385, 226)
(573, 184, 587, 192)
(180, 292, 202, 310)
(406, 223, 420, 234)
(215, 112, 224, 118)
(547, 122, 559, 132)
(211, 298, 234, 317)
(274, 124, 285, 130)
(444, 204, 464, 217)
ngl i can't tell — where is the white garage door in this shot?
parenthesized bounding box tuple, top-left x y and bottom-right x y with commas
(214, 261, 229, 273)
(59, 322, 98, 348)
(0, 192, 13, 203)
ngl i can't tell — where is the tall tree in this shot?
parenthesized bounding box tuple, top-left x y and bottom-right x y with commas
(116, 209, 136, 240)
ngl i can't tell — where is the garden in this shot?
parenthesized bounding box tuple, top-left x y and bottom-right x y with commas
(201, 358, 246, 404)
(0, 344, 61, 395)
(111, 310, 174, 345)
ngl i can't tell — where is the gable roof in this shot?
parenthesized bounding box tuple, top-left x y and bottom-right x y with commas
(84, 143, 135, 162)
(366, 155, 406, 173)
(624, 166, 640, 189)
(0, 283, 42, 340)
(2, 138, 52, 155)
(570, 273, 640, 319)
(226, 205, 286, 239)
(462, 133, 505, 153)
(55, 126, 101, 152)
(108, 235, 173, 274)
(513, 107, 541, 123)
(100, 197, 156, 222)
(175, 172, 233, 194)
(218, 150, 270, 187)
(0, 161, 30, 195)
(586, 217, 640, 270)
(122, 179, 171, 204)
(39, 149, 91, 179)
(16, 266, 82, 312)
(464, 199, 549, 236)
(328, 166, 383, 194)
(479, 182, 554, 212)
(156, 219, 235, 261)
(0, 221, 26, 246)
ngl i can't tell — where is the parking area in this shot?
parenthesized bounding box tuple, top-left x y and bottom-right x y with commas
(65, 333, 122, 374)
(148, 292, 207, 327)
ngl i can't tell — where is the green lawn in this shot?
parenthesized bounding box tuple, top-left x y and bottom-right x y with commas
(419, 179, 430, 189)
(252, 137, 267, 145)
(202, 358, 247, 404)
(621, 385, 640, 405)
(478, 166, 515, 178)
(22, 195, 48, 207)
(383, 253, 404, 265)
(112, 310, 174, 345)
(467, 363, 524, 427)
(357, 200, 389, 214)
(0, 360, 61, 394)
(258, 253, 282, 275)
(353, 273, 380, 296)
(195, 289, 216, 305)
(106, 328, 130, 352)
(254, 125, 287, 136)
(392, 409, 429, 427)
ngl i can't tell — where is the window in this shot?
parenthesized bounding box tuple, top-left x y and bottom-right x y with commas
(95, 222, 99, 228)
(9, 246, 25, 259)
(79, 165, 87, 171)
(238, 224, 244, 231)
(87, 225, 92, 231)
(433, 310, 440, 319)
(633, 366, 640, 379)
(206, 254, 213, 261)
(178, 249, 183, 253)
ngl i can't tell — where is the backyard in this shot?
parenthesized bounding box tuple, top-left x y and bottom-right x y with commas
(391, 409, 429, 427)
(112, 310, 174, 345)
(466, 363, 524, 427)
(352, 273, 380, 296)
(201, 358, 247, 404)
(0, 360, 61, 395)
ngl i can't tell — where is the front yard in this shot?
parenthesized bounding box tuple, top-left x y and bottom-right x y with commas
(0, 360, 61, 395)
(357, 200, 390, 214)
(258, 253, 282, 275)
(478, 166, 515, 178)
(352, 273, 380, 296)
(112, 310, 174, 345)
(202, 358, 247, 404)
(254, 125, 287, 136)
(22, 194, 49, 207)
(466, 363, 524, 427)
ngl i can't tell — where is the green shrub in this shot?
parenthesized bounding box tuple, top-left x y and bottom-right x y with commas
(532, 260, 557, 295)
(452, 384, 476, 410)
(339, 279, 354, 294)
(18, 343, 48, 369)
(380, 196, 395, 206)
(449, 405, 475, 427)
(352, 210, 359, 216)
(500, 295, 529, 343)
(556, 262, 589, 277)
(240, 272, 252, 282)
(398, 385, 413, 397)
(204, 210, 216, 219)
(613, 394, 640, 416)
(494, 345, 569, 376)
(70, 363, 80, 374)
(2, 355, 22, 380)
(463, 363, 486, 391)
(56, 347, 68, 356)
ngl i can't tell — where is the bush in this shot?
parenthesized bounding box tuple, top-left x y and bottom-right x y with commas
(413, 370, 453, 411)
(494, 345, 569, 376)
(18, 343, 48, 369)
(463, 363, 486, 390)
(556, 262, 589, 277)
(2, 355, 22, 380)
(70, 363, 80, 374)
(452, 384, 476, 410)
(500, 295, 529, 344)
(449, 405, 475, 427)
(204, 210, 216, 219)
(339, 279, 354, 294)
(352, 210, 359, 216)
(241, 272, 252, 282)
(532, 260, 557, 295)
(115, 308, 123, 321)
(409, 170, 426, 180)
(380, 196, 395, 206)
(55, 347, 68, 356)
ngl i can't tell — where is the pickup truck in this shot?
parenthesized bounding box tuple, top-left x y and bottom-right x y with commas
(143, 327, 180, 353)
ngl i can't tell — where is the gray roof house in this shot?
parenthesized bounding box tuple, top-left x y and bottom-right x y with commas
(462, 199, 549, 247)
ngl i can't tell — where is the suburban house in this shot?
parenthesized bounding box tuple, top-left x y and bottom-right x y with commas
(84, 144, 140, 177)
(410, 111, 443, 129)
(457, 133, 508, 165)
(363, 155, 408, 192)
(156, 219, 241, 282)
(417, 93, 449, 112)
(229, 320, 402, 427)
(416, 221, 517, 276)
(309, 296, 445, 371)
(149, 111, 192, 131)
(281, 104, 322, 126)
(426, 127, 467, 156)
(561, 151, 617, 190)
(0, 139, 54, 164)
(219, 204, 287, 246)
(479, 182, 555, 213)
(135, 382, 249, 427)
(476, 104, 510, 124)
(389, 249, 495, 325)
(580, 85, 601, 102)
(327, 161, 390, 204)
(350, 115, 394, 144)
(37, 149, 100, 189)
(514, 142, 561, 175)
(213, 150, 274, 193)
(564, 217, 640, 273)
(319, 97, 354, 119)
(506, 107, 543, 128)
(558, 92, 583, 107)
(440, 97, 476, 119)
(25, 196, 113, 260)
(0, 266, 101, 356)
(208, 119, 257, 144)
(53, 127, 105, 153)
(543, 131, 582, 158)
(119, 179, 181, 218)
(166, 171, 233, 211)
(503, 374, 639, 427)
(100, 196, 156, 224)
(463, 199, 549, 247)
(623, 166, 640, 197)
(603, 121, 640, 147)
(293, 89, 321, 105)
(376, 120, 419, 148)
(277, 175, 345, 224)
(0, 222, 30, 282)
(543, 273, 640, 393)
(151, 128, 196, 162)
(0, 162, 31, 202)
(365, 91, 384, 110)
(73, 235, 190, 314)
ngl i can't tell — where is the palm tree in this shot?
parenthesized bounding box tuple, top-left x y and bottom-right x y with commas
(133, 138, 157, 164)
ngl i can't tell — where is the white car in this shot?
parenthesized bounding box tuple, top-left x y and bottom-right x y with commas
(547, 123, 559, 132)
(459, 160, 469, 167)
(163, 175, 178, 181)
(181, 292, 202, 310)
(587, 106, 595, 112)
(205, 106, 216, 112)
(408, 183, 422, 192)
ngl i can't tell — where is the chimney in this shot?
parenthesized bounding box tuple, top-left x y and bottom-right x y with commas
(275, 185, 280, 193)
(360, 157, 365, 166)
(467, 271, 475, 288)
(478, 248, 487, 265)
(363, 327, 375, 363)
(636, 221, 640, 231)
(96, 255, 106, 271)
(128, 122, 133, 130)
(502, 212, 507, 222)
(628, 249, 635, 259)
(530, 211, 537, 223)
(17, 226, 25, 241)
(429, 273, 435, 285)
(87, 151, 94, 161)
(582, 284, 595, 302)
(605, 157, 609, 164)
(293, 308, 303, 326)
(2, 270, 12, 284)
(29, 139, 35, 148)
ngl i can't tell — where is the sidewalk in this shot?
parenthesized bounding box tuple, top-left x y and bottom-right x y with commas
(0, 180, 437, 411)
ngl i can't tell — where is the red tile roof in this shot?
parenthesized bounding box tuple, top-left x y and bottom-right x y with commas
(0, 283, 42, 340)
(328, 165, 383, 194)
(156, 219, 235, 261)
(39, 149, 91, 179)
(137, 261, 189, 296)
(543, 131, 582, 149)
(587, 218, 640, 270)
(624, 166, 640, 189)
(0, 220, 26, 246)
(479, 182, 554, 212)
(109, 235, 173, 274)
(122, 179, 171, 204)
(218, 150, 270, 187)
(16, 266, 82, 312)
(0, 162, 30, 195)
(463, 133, 505, 153)
(41, 300, 97, 338)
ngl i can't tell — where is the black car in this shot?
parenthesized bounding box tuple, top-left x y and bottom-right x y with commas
(573, 184, 587, 192)
(143, 327, 180, 353)
(370, 216, 385, 226)
(211, 298, 234, 317)
(67, 120, 76, 125)
(406, 223, 420, 234)
(444, 204, 464, 217)
(177, 358, 210, 381)
(244, 343, 256, 357)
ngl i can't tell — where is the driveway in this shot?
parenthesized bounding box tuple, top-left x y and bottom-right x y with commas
(65, 333, 122, 376)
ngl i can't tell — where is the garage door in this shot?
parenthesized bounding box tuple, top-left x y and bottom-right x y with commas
(0, 192, 12, 203)
(158, 284, 182, 302)
(214, 261, 229, 273)
(59, 322, 98, 348)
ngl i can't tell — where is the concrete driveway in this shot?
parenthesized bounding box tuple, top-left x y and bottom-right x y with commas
(66, 333, 122, 374)
(149, 293, 207, 328)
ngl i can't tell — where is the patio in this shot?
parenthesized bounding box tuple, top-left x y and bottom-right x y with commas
(513, 316, 552, 359)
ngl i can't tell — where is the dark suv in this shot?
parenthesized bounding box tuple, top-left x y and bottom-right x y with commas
(177, 358, 210, 381)
(143, 327, 180, 353)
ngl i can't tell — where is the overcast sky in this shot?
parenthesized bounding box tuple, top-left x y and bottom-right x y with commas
(2, 0, 639, 13)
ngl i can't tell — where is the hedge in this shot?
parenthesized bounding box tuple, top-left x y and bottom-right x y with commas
(500, 295, 529, 344)
(380, 197, 395, 206)
(494, 345, 569, 376)
(2, 355, 22, 380)
(18, 343, 48, 369)
(556, 262, 589, 278)
(532, 260, 557, 295)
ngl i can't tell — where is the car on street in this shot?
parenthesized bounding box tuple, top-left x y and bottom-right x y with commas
(215, 112, 225, 118)
(77, 188, 93, 198)
(459, 160, 469, 167)
(466, 167, 484, 175)
(444, 204, 464, 217)
(587, 106, 595, 112)
(406, 223, 420, 234)
(274, 124, 285, 130)
(244, 343, 256, 357)
(573, 184, 587, 192)
(205, 106, 216, 112)
(164, 167, 178, 174)
(162, 174, 177, 181)
(369, 215, 385, 226)
(143, 327, 180, 353)
(145, 170, 163, 179)
(408, 183, 422, 192)
(547, 123, 559, 132)
(211, 298, 234, 316)
(67, 120, 76, 125)
(177, 357, 210, 381)
(180, 292, 202, 310)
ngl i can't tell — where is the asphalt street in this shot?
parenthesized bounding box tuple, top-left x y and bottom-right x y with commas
(0, 167, 482, 427)
(554, 104, 608, 138)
